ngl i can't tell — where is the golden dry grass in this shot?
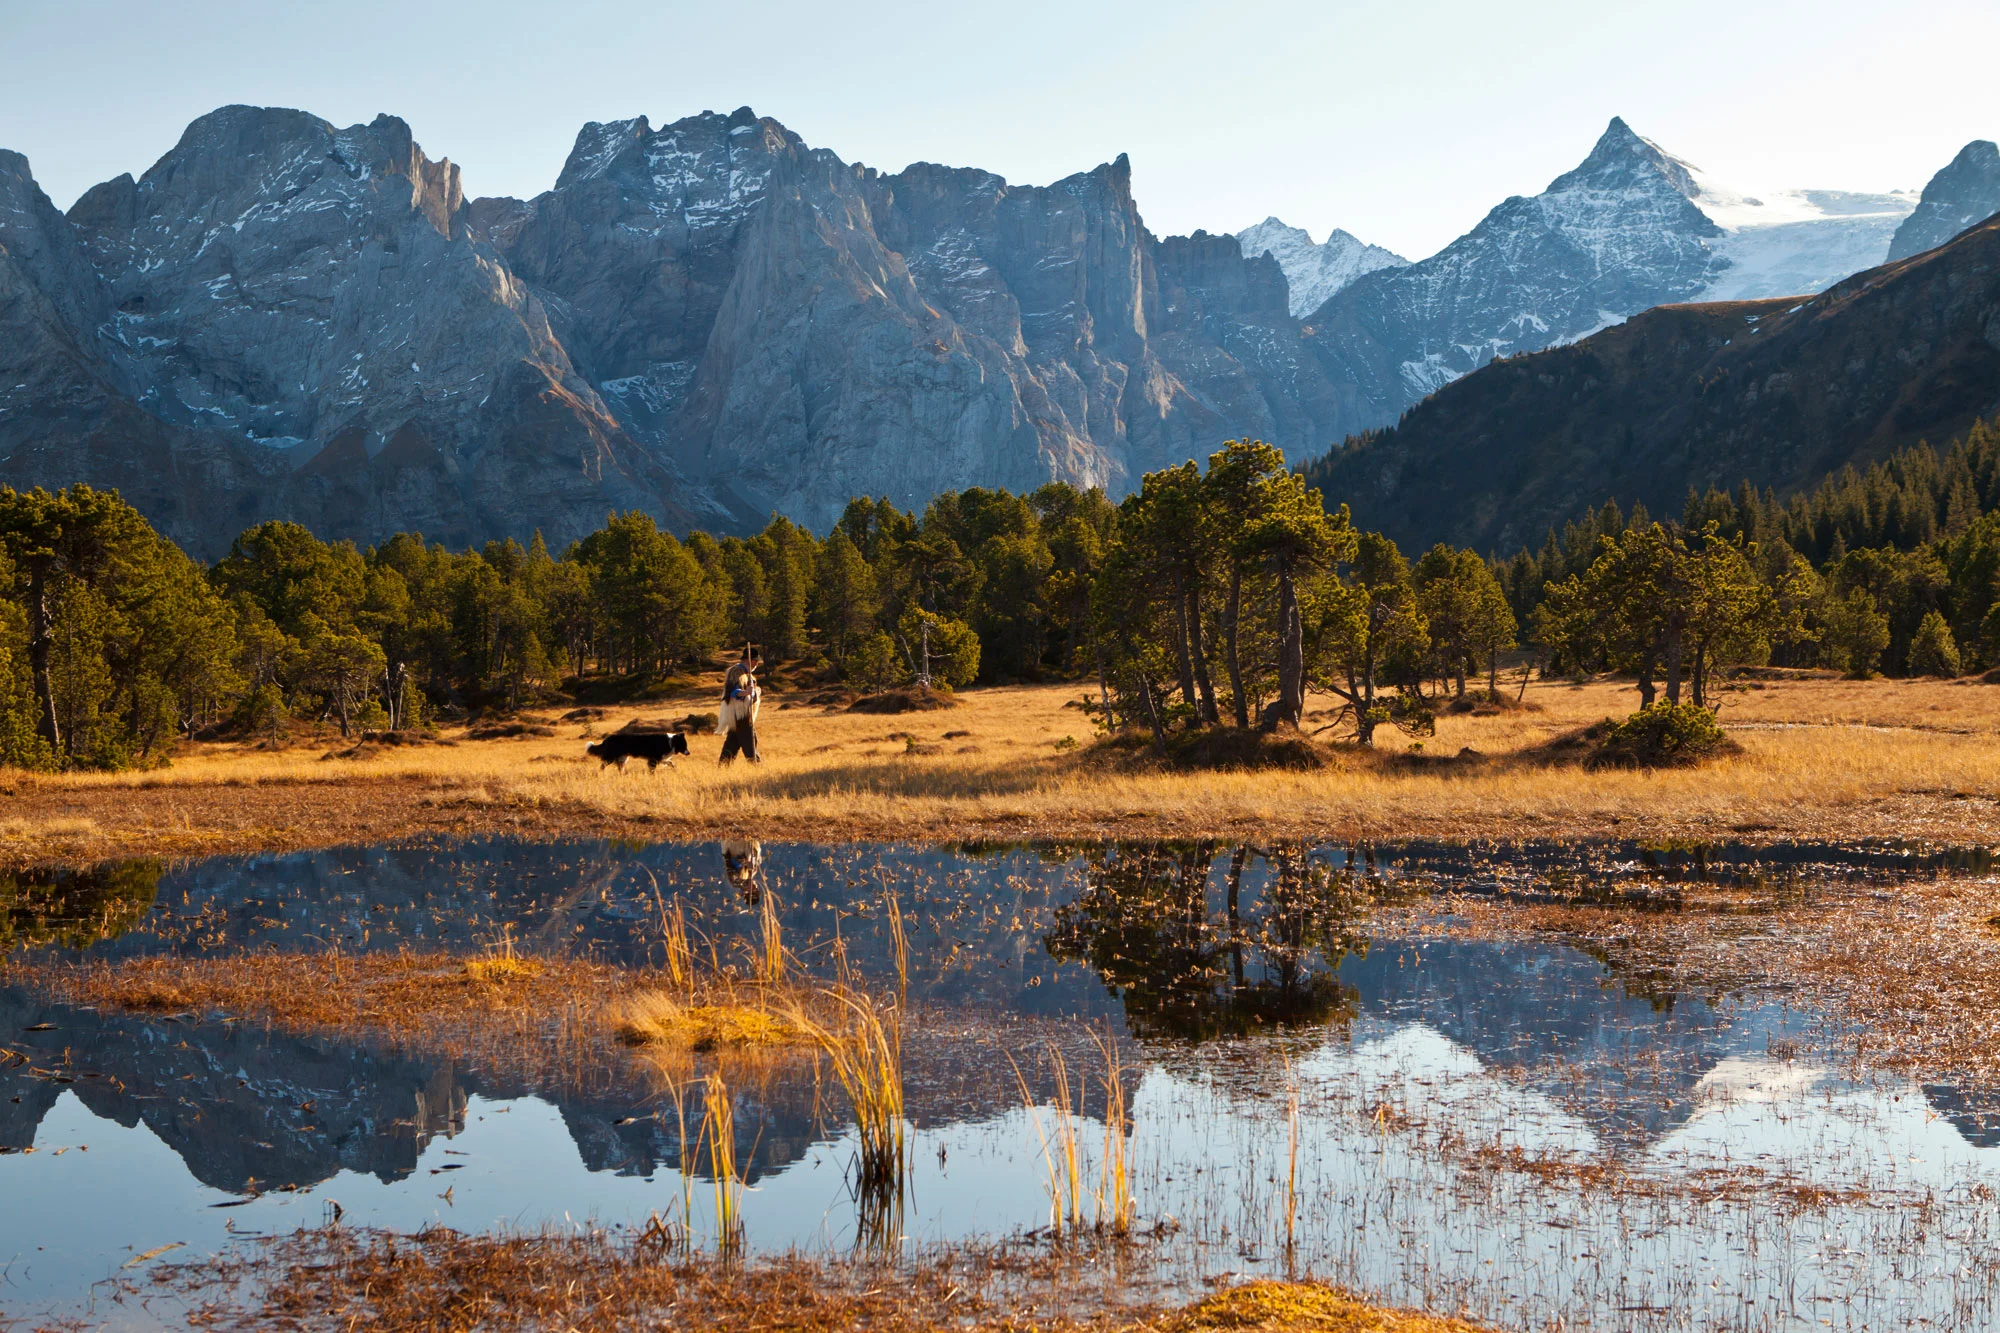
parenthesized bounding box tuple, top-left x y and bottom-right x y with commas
(5, 670, 2000, 864)
(1157, 1281, 1492, 1333)
(612, 991, 809, 1052)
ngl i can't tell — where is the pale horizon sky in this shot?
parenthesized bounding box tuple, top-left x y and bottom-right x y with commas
(4, 0, 1998, 261)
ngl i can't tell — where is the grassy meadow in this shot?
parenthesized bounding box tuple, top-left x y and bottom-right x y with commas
(5, 668, 2000, 866)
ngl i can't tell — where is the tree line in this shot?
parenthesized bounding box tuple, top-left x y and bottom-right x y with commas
(1500, 416, 2000, 685)
(4, 417, 1997, 771)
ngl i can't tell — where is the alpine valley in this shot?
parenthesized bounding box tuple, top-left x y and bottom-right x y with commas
(2, 107, 1998, 555)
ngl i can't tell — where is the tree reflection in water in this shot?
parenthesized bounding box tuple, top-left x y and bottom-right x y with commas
(1, 860, 163, 953)
(1045, 843, 1368, 1040)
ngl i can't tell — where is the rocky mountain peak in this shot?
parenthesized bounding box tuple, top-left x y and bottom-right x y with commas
(554, 116, 653, 189)
(1302, 118, 1728, 426)
(1549, 116, 1709, 218)
(1889, 139, 2000, 260)
(1235, 217, 1408, 318)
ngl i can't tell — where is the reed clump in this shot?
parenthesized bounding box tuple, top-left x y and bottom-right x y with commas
(1013, 1034, 1134, 1237)
(791, 990, 907, 1197)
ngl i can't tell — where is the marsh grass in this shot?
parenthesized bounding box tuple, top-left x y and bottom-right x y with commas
(10, 675, 2000, 863)
(701, 1071, 745, 1254)
(612, 993, 807, 1053)
(1094, 1028, 1134, 1236)
(792, 990, 907, 1202)
(1014, 1038, 1134, 1237)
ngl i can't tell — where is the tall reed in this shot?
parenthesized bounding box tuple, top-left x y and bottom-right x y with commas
(757, 889, 784, 985)
(796, 991, 906, 1198)
(884, 889, 909, 1000)
(663, 901, 693, 990)
(1092, 1027, 1133, 1235)
(700, 1072, 744, 1254)
(1283, 1057, 1302, 1259)
(661, 1069, 695, 1244)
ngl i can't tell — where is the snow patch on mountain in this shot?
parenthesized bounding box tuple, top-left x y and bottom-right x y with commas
(1683, 166, 1915, 301)
(1235, 217, 1408, 317)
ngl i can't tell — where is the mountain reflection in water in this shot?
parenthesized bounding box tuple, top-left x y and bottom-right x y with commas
(5, 836, 2000, 1330)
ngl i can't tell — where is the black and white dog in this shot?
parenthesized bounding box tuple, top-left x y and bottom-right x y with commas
(585, 730, 690, 771)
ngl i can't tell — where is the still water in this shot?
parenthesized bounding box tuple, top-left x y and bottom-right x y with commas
(4, 838, 1999, 1330)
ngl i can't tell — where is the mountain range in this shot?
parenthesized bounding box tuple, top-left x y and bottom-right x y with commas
(1, 108, 1997, 554)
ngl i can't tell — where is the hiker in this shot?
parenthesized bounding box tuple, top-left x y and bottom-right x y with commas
(718, 645, 763, 764)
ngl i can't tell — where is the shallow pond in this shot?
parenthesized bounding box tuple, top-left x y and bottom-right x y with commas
(5, 838, 2000, 1330)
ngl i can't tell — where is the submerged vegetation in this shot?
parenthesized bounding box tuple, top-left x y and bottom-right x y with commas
(141, 1225, 1495, 1333)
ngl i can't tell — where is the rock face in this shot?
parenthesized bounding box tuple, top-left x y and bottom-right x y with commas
(0, 148, 279, 554)
(1303, 212, 2000, 555)
(1234, 217, 1407, 317)
(1889, 140, 2000, 261)
(4, 108, 682, 555)
(483, 110, 1354, 530)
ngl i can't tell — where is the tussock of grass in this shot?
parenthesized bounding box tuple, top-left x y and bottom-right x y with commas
(464, 956, 545, 983)
(847, 685, 959, 713)
(614, 993, 807, 1052)
(1159, 1281, 1491, 1332)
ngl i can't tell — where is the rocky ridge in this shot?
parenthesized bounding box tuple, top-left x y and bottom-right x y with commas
(1890, 140, 2000, 261)
(1299, 119, 1930, 440)
(0, 106, 1356, 550)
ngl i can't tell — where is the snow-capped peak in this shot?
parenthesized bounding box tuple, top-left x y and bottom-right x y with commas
(1235, 216, 1408, 317)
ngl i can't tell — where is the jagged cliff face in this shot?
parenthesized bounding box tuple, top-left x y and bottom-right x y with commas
(0, 148, 280, 553)
(51, 107, 676, 554)
(485, 111, 1351, 530)
(1890, 140, 2000, 260)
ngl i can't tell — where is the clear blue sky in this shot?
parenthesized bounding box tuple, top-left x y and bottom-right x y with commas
(4, 0, 1996, 260)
